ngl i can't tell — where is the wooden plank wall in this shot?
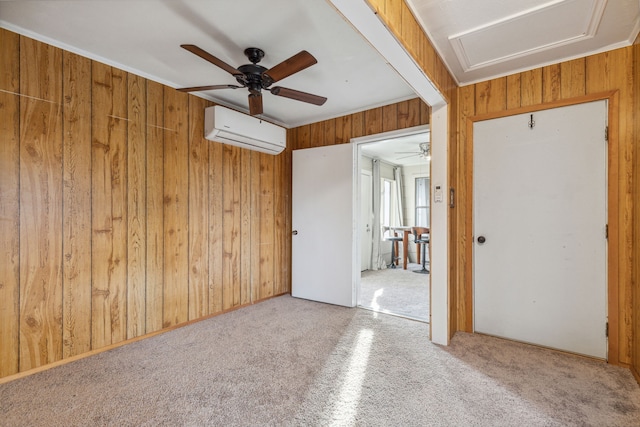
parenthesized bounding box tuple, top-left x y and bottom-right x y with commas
(0, 28, 290, 379)
(290, 98, 430, 150)
(455, 46, 636, 366)
(0, 28, 21, 377)
(633, 36, 640, 382)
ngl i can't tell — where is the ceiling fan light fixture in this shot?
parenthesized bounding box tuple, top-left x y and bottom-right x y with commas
(419, 142, 431, 160)
(393, 141, 431, 162)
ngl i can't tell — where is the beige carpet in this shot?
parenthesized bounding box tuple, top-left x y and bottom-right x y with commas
(360, 262, 429, 321)
(1, 295, 639, 426)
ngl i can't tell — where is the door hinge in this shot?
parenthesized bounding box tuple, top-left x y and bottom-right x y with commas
(605, 224, 608, 239)
(605, 322, 609, 338)
(605, 126, 608, 141)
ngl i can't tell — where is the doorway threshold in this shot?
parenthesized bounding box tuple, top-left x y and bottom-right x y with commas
(357, 305, 429, 323)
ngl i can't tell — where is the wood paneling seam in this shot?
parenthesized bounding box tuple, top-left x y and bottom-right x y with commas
(0, 88, 61, 105)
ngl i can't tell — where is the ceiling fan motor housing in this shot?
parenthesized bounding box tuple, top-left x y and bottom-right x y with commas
(237, 63, 269, 94)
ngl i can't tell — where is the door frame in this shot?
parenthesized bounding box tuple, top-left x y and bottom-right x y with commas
(329, 0, 450, 345)
(360, 169, 373, 271)
(463, 91, 620, 363)
(353, 123, 450, 341)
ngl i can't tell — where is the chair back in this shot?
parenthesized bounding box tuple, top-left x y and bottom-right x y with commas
(412, 226, 429, 242)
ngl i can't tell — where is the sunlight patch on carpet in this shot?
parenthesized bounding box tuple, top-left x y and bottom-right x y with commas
(370, 288, 384, 316)
(329, 329, 373, 426)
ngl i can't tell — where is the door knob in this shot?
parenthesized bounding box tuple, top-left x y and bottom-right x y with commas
(477, 236, 486, 244)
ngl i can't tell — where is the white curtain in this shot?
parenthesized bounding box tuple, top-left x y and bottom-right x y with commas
(371, 159, 385, 270)
(393, 166, 405, 226)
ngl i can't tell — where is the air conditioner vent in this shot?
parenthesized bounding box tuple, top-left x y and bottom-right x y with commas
(204, 105, 286, 155)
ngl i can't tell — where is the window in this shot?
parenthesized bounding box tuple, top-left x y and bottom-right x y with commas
(415, 177, 430, 227)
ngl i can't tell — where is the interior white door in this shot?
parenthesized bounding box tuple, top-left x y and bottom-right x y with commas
(360, 171, 373, 271)
(473, 100, 607, 359)
(292, 143, 355, 307)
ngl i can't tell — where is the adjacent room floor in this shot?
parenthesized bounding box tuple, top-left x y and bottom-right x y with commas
(359, 262, 430, 321)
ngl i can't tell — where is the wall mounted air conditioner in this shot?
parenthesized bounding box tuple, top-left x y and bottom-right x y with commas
(204, 105, 286, 155)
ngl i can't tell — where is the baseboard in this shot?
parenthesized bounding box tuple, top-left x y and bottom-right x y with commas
(632, 365, 640, 386)
(0, 292, 289, 385)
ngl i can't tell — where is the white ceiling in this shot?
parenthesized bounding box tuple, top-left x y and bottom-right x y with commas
(0, 0, 416, 128)
(406, 0, 640, 85)
(361, 131, 431, 167)
(1, 0, 637, 154)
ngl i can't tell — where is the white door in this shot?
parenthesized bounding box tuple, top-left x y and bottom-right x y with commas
(292, 144, 355, 307)
(360, 171, 373, 271)
(473, 100, 607, 359)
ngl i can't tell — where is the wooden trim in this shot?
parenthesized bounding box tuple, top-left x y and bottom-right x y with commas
(0, 292, 290, 385)
(464, 118, 474, 332)
(464, 91, 620, 363)
(606, 91, 620, 365)
(633, 365, 640, 385)
(468, 91, 617, 123)
(633, 40, 640, 384)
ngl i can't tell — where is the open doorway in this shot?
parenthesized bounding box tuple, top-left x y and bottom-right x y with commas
(291, 106, 449, 344)
(356, 126, 430, 322)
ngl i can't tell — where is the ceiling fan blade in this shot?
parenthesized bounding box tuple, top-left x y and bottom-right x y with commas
(181, 44, 242, 76)
(177, 84, 243, 93)
(270, 86, 327, 106)
(248, 93, 263, 116)
(263, 50, 317, 83)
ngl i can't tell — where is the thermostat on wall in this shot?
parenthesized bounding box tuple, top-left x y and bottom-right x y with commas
(434, 185, 443, 203)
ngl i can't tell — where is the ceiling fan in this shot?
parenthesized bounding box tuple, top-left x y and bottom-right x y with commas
(396, 142, 431, 161)
(178, 44, 327, 116)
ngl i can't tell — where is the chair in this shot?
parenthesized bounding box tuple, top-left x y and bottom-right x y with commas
(412, 227, 429, 274)
(383, 226, 402, 269)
